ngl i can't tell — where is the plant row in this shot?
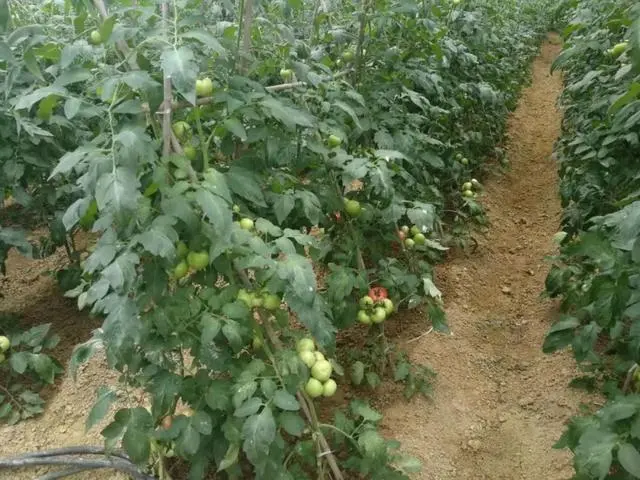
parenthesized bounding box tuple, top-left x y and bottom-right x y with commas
(543, 1, 640, 478)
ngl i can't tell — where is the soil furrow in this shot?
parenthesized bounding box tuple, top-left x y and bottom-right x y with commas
(382, 36, 591, 480)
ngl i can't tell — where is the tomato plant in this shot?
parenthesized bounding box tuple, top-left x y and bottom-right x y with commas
(0, 317, 63, 425)
(542, 0, 640, 478)
(1, 0, 555, 476)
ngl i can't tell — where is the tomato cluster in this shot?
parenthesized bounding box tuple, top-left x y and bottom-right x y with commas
(397, 224, 427, 250)
(461, 178, 481, 199)
(357, 287, 394, 325)
(297, 339, 338, 398)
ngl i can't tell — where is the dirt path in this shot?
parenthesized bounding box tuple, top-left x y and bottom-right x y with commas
(382, 37, 591, 479)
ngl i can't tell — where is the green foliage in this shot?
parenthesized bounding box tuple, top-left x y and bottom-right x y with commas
(543, 1, 640, 478)
(1, 0, 553, 476)
(0, 316, 63, 425)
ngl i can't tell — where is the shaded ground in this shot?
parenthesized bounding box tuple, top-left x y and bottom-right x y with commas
(381, 36, 593, 480)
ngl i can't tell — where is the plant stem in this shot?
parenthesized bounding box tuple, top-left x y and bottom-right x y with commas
(353, 0, 370, 85)
(0, 382, 24, 413)
(193, 106, 209, 169)
(318, 423, 359, 450)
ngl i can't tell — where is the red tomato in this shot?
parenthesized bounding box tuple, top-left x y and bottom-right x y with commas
(368, 286, 388, 302)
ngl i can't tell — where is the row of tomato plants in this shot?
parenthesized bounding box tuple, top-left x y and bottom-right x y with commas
(543, 0, 640, 478)
(1, 0, 553, 477)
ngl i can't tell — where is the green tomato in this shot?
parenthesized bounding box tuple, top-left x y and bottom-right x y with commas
(455, 153, 463, 160)
(404, 238, 415, 249)
(305, 378, 324, 398)
(371, 307, 386, 324)
(462, 190, 474, 198)
(262, 294, 281, 311)
(297, 338, 315, 353)
(323, 379, 338, 397)
(172, 121, 191, 141)
(413, 233, 426, 245)
(410, 225, 421, 236)
(174, 168, 188, 180)
(240, 218, 254, 231)
(359, 296, 374, 308)
(299, 350, 317, 368)
(251, 296, 264, 308)
(280, 69, 293, 81)
(327, 134, 342, 148)
(471, 179, 481, 188)
(237, 289, 253, 307)
(176, 241, 189, 259)
(401, 225, 410, 234)
(453, 0, 461, 5)
(89, 30, 102, 45)
(382, 298, 394, 315)
(195, 77, 213, 97)
(344, 199, 362, 217)
(0, 336, 10, 352)
(462, 182, 473, 191)
(173, 261, 189, 279)
(357, 310, 371, 324)
(187, 251, 209, 271)
(184, 145, 197, 161)
(461, 157, 469, 165)
(611, 42, 628, 57)
(311, 359, 332, 382)
(342, 51, 354, 62)
(314, 351, 325, 362)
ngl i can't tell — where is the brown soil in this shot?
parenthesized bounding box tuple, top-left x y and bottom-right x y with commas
(380, 36, 593, 479)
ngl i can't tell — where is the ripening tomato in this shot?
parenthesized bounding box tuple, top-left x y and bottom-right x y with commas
(297, 338, 315, 353)
(413, 233, 426, 245)
(382, 298, 394, 315)
(195, 77, 213, 97)
(240, 218, 254, 230)
(262, 294, 280, 311)
(371, 307, 386, 324)
(187, 251, 209, 271)
(344, 199, 362, 217)
(327, 134, 342, 148)
(161, 416, 173, 429)
(359, 296, 374, 308)
(299, 350, 316, 368)
(368, 286, 388, 301)
(323, 379, 338, 397)
(176, 241, 189, 259)
(89, 30, 102, 45)
(305, 378, 324, 398)
(173, 261, 189, 279)
(357, 310, 371, 324)
(311, 360, 332, 382)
